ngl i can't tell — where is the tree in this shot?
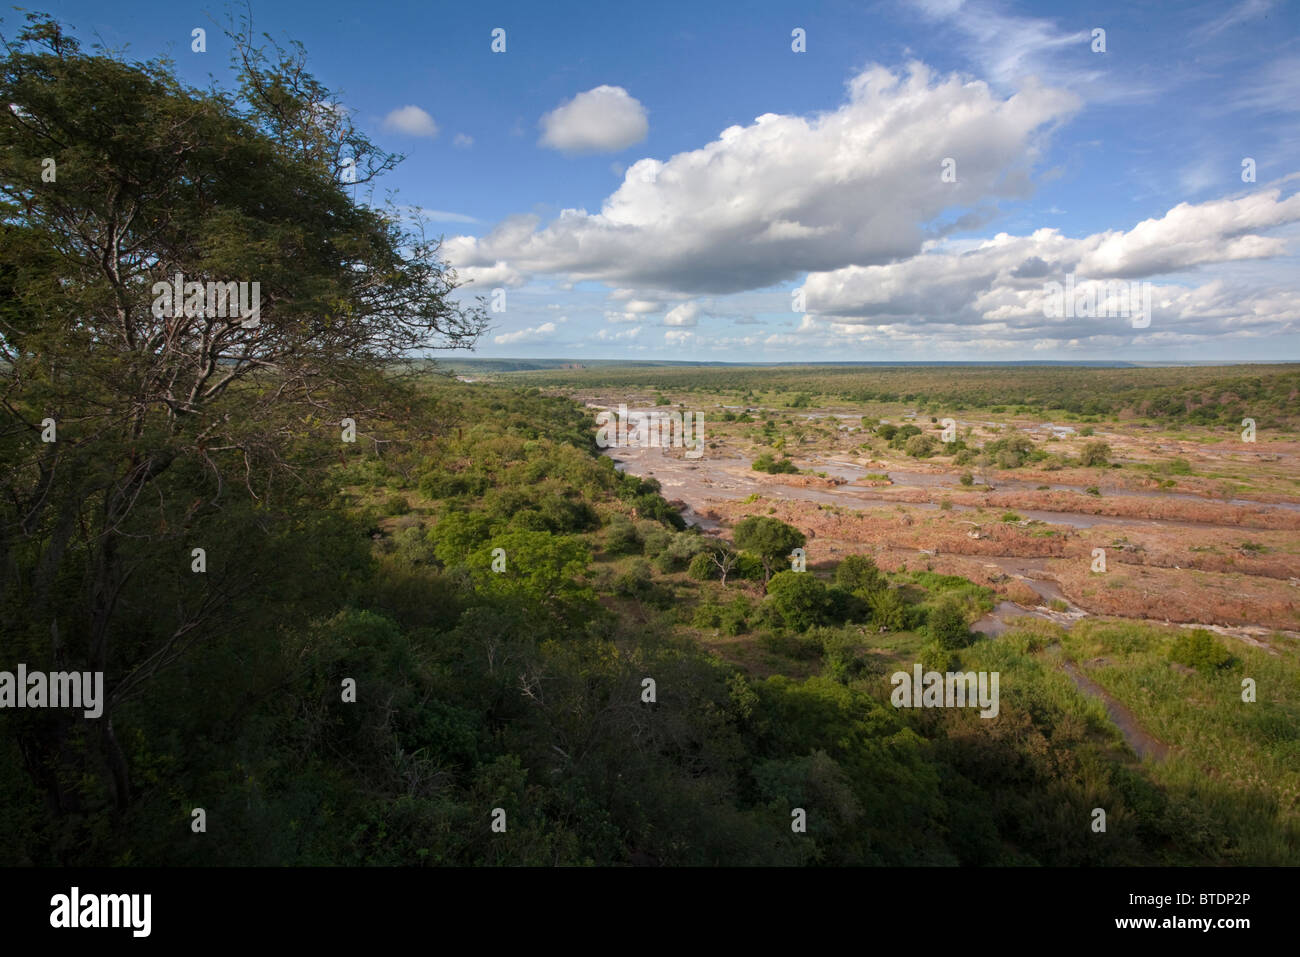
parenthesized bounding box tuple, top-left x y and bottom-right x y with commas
(732, 515, 806, 583)
(764, 571, 830, 631)
(0, 15, 487, 812)
(1080, 440, 1111, 467)
(904, 434, 938, 458)
(926, 596, 971, 649)
(705, 543, 742, 584)
(834, 554, 885, 597)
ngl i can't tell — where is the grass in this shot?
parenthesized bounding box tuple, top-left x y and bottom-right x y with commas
(1059, 619, 1300, 863)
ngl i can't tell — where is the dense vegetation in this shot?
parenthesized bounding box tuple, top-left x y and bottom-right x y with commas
(4, 379, 1295, 864)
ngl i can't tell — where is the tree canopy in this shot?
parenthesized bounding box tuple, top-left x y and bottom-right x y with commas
(0, 13, 486, 812)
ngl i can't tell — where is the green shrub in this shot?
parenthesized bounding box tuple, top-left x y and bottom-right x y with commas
(687, 551, 716, 580)
(653, 532, 710, 573)
(719, 596, 752, 635)
(613, 559, 674, 607)
(926, 595, 971, 650)
(825, 585, 869, 623)
(764, 570, 830, 631)
(732, 553, 766, 581)
(835, 554, 886, 597)
(758, 630, 821, 660)
(752, 452, 799, 474)
(867, 588, 908, 631)
(1168, 629, 1235, 672)
(603, 515, 642, 555)
(640, 527, 673, 558)
(982, 434, 1035, 469)
(919, 640, 957, 673)
(1080, 440, 1111, 467)
(904, 434, 939, 458)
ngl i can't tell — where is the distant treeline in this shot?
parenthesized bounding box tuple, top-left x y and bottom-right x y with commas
(507, 363, 1300, 427)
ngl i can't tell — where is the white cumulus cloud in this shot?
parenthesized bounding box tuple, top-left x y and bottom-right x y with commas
(664, 302, 703, 326)
(450, 63, 1080, 293)
(539, 85, 649, 154)
(382, 105, 438, 138)
(494, 322, 557, 345)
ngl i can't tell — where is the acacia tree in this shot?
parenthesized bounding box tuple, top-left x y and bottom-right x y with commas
(0, 14, 487, 813)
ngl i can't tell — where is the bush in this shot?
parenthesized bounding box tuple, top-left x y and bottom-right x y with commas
(1080, 440, 1111, 467)
(764, 570, 831, 631)
(613, 559, 674, 607)
(904, 434, 939, 458)
(868, 588, 908, 631)
(835, 554, 886, 597)
(687, 551, 716, 581)
(1169, 629, 1235, 672)
(640, 527, 673, 558)
(383, 494, 410, 516)
(982, 434, 1035, 469)
(818, 629, 872, 682)
(825, 585, 869, 624)
(653, 532, 710, 573)
(692, 602, 722, 629)
(718, 596, 752, 635)
(732, 553, 766, 581)
(758, 630, 821, 660)
(603, 515, 642, 555)
(959, 471, 974, 486)
(613, 558, 654, 593)
(389, 525, 437, 567)
(919, 640, 957, 673)
(752, 452, 799, 474)
(926, 595, 971, 650)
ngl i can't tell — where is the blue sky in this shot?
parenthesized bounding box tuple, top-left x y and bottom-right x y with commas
(35, 0, 1300, 361)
